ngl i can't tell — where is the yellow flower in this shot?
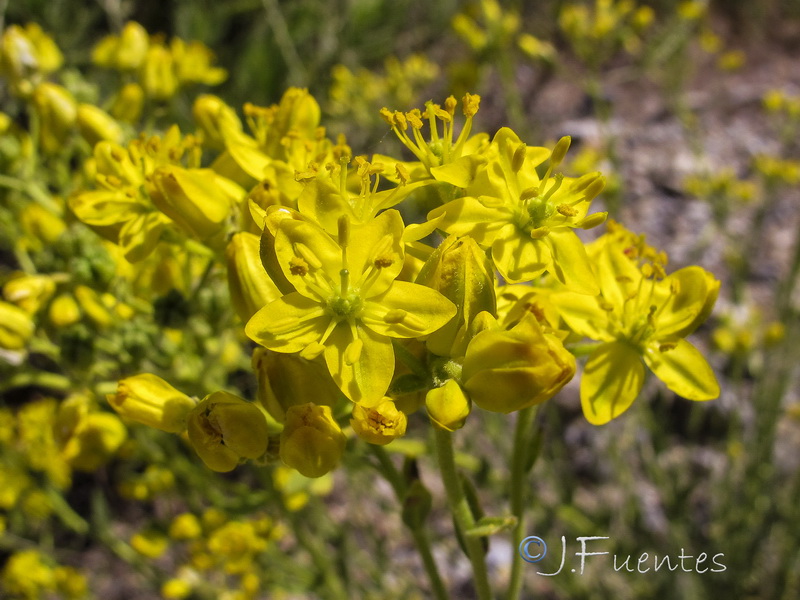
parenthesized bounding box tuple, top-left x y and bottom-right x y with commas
(430, 128, 606, 292)
(553, 222, 720, 425)
(92, 22, 149, 70)
(246, 209, 456, 402)
(379, 93, 488, 186)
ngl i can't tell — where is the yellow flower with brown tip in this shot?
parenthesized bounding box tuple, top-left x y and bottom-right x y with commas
(553, 222, 720, 425)
(350, 398, 407, 445)
(246, 209, 456, 402)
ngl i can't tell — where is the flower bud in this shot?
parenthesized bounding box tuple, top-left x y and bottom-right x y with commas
(48, 293, 81, 327)
(462, 314, 575, 413)
(187, 391, 269, 472)
(32, 83, 77, 154)
(193, 94, 244, 149)
(350, 398, 407, 445)
(280, 403, 346, 478)
(151, 166, 237, 239)
(20, 203, 66, 250)
(77, 103, 123, 145)
(0, 301, 35, 350)
(141, 44, 178, 101)
(3, 274, 56, 314)
(92, 22, 149, 70)
(110, 83, 145, 123)
(425, 379, 471, 431)
(251, 349, 340, 422)
(60, 411, 128, 471)
(108, 373, 196, 433)
(226, 233, 282, 322)
(73, 285, 113, 328)
(416, 235, 496, 357)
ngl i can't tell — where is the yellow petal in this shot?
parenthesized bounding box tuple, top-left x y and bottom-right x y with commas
(545, 230, 599, 295)
(644, 339, 719, 400)
(428, 197, 511, 246)
(362, 281, 457, 339)
(245, 292, 329, 353)
(491, 226, 549, 283)
(349, 209, 405, 297)
(324, 323, 394, 402)
(581, 341, 645, 425)
(551, 292, 615, 342)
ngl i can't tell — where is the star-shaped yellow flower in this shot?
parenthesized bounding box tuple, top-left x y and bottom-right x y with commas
(552, 223, 720, 425)
(246, 208, 456, 402)
(429, 128, 606, 293)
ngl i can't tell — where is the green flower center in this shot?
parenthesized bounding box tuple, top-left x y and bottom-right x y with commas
(327, 292, 363, 319)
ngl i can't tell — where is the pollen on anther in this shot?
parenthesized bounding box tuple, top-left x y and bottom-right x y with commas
(289, 257, 309, 276)
(374, 255, 394, 268)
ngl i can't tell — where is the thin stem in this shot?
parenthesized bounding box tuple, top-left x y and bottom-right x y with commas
(370, 446, 449, 600)
(506, 406, 538, 600)
(260, 0, 308, 86)
(434, 428, 493, 600)
(292, 516, 349, 599)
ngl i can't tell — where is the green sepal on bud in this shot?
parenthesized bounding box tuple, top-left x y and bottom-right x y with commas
(280, 403, 346, 478)
(416, 235, 496, 358)
(187, 391, 269, 472)
(425, 379, 471, 431)
(108, 373, 196, 433)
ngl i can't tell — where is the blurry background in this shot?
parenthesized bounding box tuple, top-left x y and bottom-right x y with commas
(2, 0, 800, 598)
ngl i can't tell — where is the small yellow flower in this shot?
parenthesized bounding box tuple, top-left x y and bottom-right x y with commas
(350, 397, 407, 445)
(430, 128, 606, 291)
(246, 209, 456, 402)
(553, 222, 720, 424)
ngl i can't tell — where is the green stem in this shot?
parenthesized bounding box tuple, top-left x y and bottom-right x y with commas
(370, 446, 449, 600)
(434, 428, 493, 600)
(392, 340, 429, 380)
(292, 516, 349, 599)
(506, 406, 538, 600)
